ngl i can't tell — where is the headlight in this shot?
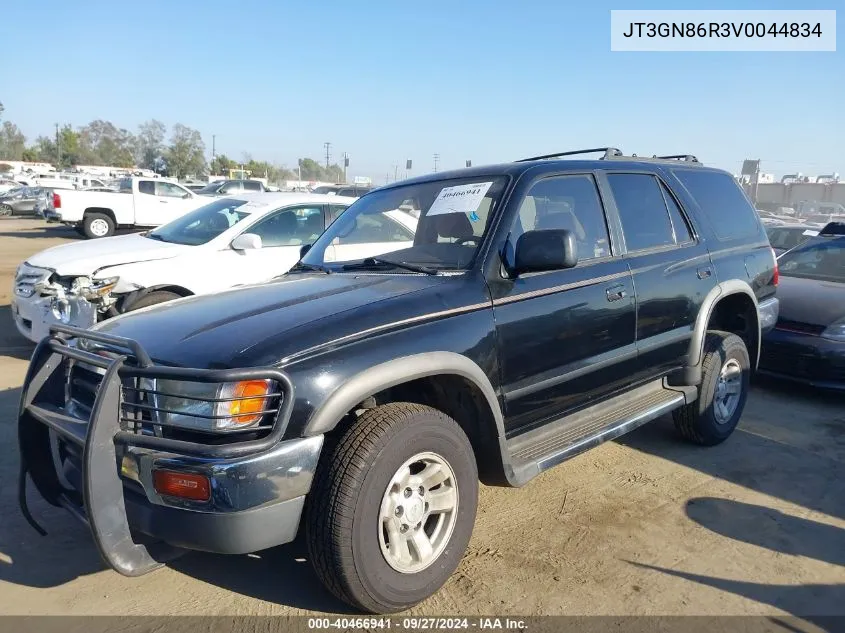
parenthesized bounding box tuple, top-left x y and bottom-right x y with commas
(822, 318, 845, 342)
(72, 276, 119, 300)
(152, 379, 273, 432)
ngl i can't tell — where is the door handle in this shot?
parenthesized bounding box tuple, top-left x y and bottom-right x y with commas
(697, 267, 712, 279)
(159, 200, 169, 203)
(606, 285, 627, 302)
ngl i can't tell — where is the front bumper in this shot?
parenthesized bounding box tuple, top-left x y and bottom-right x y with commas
(11, 293, 97, 343)
(18, 325, 317, 575)
(759, 327, 845, 390)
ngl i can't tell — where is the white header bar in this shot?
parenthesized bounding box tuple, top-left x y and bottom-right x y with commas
(611, 10, 836, 52)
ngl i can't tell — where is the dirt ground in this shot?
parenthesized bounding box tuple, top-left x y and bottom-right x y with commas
(0, 216, 843, 619)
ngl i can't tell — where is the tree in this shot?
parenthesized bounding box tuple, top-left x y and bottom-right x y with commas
(0, 121, 26, 160)
(166, 124, 206, 178)
(136, 119, 166, 170)
(21, 147, 38, 162)
(78, 120, 135, 167)
(209, 153, 237, 176)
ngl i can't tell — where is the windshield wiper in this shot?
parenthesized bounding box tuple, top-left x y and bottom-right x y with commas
(342, 257, 439, 275)
(289, 262, 332, 274)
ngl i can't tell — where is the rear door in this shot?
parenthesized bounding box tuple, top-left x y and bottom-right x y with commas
(600, 171, 716, 380)
(490, 173, 637, 433)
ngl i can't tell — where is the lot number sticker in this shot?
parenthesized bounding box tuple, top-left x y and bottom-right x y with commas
(428, 182, 493, 217)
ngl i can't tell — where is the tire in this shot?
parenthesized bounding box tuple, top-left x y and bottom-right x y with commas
(83, 212, 115, 239)
(673, 331, 750, 446)
(125, 290, 182, 312)
(306, 402, 478, 614)
(0, 204, 12, 216)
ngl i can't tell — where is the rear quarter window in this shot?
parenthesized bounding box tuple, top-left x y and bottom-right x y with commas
(673, 170, 760, 241)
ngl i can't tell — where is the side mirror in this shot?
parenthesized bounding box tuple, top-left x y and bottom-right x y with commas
(231, 233, 262, 251)
(514, 229, 578, 275)
(183, 192, 192, 199)
(300, 244, 312, 258)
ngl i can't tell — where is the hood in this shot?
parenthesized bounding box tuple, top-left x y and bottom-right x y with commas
(94, 273, 464, 368)
(776, 275, 845, 326)
(26, 232, 190, 276)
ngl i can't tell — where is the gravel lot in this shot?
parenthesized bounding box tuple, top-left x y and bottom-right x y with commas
(0, 217, 843, 619)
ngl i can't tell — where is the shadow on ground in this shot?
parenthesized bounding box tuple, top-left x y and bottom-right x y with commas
(0, 223, 81, 240)
(0, 383, 350, 613)
(619, 379, 845, 622)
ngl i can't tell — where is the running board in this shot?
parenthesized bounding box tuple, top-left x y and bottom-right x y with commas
(507, 380, 694, 486)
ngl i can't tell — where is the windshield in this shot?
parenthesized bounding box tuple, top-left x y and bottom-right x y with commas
(766, 226, 813, 251)
(196, 181, 224, 194)
(148, 198, 251, 245)
(301, 176, 508, 272)
(310, 186, 335, 194)
(778, 238, 845, 283)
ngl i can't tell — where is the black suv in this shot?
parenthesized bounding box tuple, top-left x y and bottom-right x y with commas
(18, 148, 779, 614)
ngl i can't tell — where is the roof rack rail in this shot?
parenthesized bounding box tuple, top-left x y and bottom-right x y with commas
(516, 147, 622, 162)
(652, 154, 700, 163)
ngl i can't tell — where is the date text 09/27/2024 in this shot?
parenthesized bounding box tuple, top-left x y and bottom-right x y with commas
(307, 617, 528, 630)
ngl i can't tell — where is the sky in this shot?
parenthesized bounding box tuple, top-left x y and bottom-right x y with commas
(1, 0, 842, 182)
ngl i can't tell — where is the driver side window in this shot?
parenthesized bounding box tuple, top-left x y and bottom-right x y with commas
(508, 175, 611, 266)
(249, 206, 324, 247)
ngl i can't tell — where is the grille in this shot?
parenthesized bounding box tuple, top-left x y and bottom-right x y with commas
(14, 264, 51, 298)
(68, 363, 104, 412)
(775, 319, 825, 336)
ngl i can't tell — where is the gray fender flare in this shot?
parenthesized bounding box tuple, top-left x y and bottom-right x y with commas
(304, 351, 505, 437)
(686, 280, 761, 381)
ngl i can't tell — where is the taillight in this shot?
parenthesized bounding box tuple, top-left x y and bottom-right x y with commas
(771, 248, 779, 286)
(53, 192, 61, 208)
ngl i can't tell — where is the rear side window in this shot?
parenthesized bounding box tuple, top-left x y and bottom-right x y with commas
(607, 173, 675, 252)
(138, 180, 155, 195)
(242, 180, 262, 191)
(674, 170, 759, 240)
(660, 182, 693, 243)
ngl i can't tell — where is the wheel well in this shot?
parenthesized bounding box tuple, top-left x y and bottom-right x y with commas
(357, 375, 506, 485)
(707, 293, 758, 362)
(84, 208, 116, 224)
(147, 284, 193, 298)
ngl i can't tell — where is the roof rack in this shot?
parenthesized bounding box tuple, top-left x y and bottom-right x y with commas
(651, 154, 700, 163)
(516, 147, 623, 162)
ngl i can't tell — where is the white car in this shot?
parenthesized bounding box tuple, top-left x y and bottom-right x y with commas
(50, 177, 207, 238)
(11, 192, 418, 343)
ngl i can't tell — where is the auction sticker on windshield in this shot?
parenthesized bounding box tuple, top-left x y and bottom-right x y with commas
(428, 182, 493, 217)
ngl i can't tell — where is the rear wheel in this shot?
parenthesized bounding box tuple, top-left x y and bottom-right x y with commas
(125, 290, 183, 312)
(306, 402, 478, 614)
(0, 204, 12, 216)
(673, 331, 750, 445)
(83, 213, 115, 239)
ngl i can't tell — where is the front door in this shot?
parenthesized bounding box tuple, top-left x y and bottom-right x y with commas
(490, 173, 638, 434)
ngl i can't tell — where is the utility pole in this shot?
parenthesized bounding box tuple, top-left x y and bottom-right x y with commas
(324, 142, 331, 169)
(433, 153, 440, 173)
(394, 164, 399, 182)
(55, 123, 61, 167)
(343, 152, 349, 183)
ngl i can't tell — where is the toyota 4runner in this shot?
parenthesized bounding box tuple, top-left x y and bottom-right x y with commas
(18, 148, 779, 613)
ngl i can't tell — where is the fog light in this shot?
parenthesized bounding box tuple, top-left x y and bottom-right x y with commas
(50, 297, 72, 323)
(153, 470, 211, 501)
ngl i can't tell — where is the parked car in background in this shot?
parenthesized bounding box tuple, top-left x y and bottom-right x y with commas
(803, 213, 845, 227)
(49, 177, 206, 238)
(195, 179, 270, 196)
(759, 222, 845, 390)
(311, 183, 373, 197)
(10, 192, 374, 342)
(0, 178, 22, 194)
(0, 186, 51, 216)
(766, 223, 818, 256)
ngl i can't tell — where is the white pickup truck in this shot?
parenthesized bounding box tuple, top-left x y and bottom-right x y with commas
(49, 177, 207, 238)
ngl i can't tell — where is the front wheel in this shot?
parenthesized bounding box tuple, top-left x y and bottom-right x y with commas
(673, 331, 750, 446)
(0, 204, 12, 216)
(306, 403, 478, 614)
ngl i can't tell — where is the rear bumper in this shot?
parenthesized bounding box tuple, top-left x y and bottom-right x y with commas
(759, 328, 845, 390)
(18, 326, 314, 573)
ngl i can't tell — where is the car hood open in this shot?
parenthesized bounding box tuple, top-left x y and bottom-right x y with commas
(25, 233, 191, 276)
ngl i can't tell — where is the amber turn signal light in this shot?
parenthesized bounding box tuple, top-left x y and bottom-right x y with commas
(153, 470, 211, 501)
(226, 379, 271, 426)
